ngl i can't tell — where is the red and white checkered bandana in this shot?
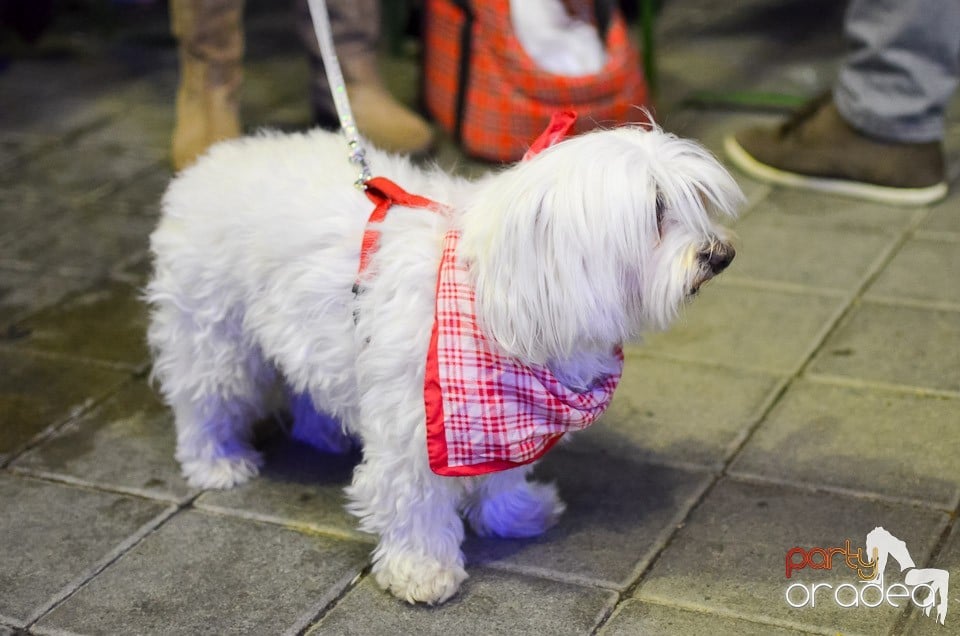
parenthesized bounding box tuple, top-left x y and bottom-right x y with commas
(424, 230, 623, 476)
(357, 111, 621, 476)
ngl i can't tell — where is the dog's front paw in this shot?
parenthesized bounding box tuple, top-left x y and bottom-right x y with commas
(179, 451, 263, 489)
(467, 480, 565, 539)
(373, 553, 467, 605)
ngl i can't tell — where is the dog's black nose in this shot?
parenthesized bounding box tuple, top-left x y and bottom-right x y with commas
(700, 244, 735, 274)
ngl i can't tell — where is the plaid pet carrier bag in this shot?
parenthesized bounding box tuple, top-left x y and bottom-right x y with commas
(423, 0, 649, 162)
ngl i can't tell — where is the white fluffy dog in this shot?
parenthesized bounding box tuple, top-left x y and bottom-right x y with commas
(147, 123, 741, 605)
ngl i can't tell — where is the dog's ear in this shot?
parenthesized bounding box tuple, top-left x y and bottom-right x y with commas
(647, 135, 743, 227)
(458, 137, 651, 364)
(655, 188, 666, 239)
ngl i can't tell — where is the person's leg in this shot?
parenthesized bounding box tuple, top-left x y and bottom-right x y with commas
(724, 0, 957, 206)
(171, 0, 245, 171)
(294, 0, 377, 124)
(294, 0, 434, 155)
(836, 0, 960, 143)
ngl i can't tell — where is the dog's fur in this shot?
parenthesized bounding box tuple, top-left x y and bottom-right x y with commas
(147, 124, 741, 604)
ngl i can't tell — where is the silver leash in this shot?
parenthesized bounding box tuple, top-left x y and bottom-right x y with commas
(306, 0, 372, 189)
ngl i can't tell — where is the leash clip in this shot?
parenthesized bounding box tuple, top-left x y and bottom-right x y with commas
(348, 138, 371, 189)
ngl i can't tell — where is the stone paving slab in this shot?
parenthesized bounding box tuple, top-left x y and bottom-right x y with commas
(731, 187, 922, 235)
(195, 436, 368, 542)
(919, 193, 960, 236)
(5, 214, 151, 280)
(865, 237, 960, 307)
(36, 509, 371, 636)
(73, 116, 169, 170)
(599, 599, 818, 636)
(808, 302, 960, 394)
(0, 350, 128, 465)
(12, 381, 193, 502)
(730, 380, 960, 508)
(463, 447, 713, 590)
(0, 188, 75, 245)
(0, 61, 129, 138)
(640, 283, 844, 374)
(0, 473, 168, 625)
(904, 520, 960, 635)
(1, 139, 21, 172)
(3, 280, 150, 370)
(1, 132, 158, 205)
(725, 208, 897, 292)
(69, 71, 179, 158)
(307, 568, 618, 636)
(0, 131, 49, 170)
(576, 355, 782, 468)
(102, 163, 171, 217)
(0, 268, 97, 330)
(636, 477, 949, 635)
(2, 182, 160, 278)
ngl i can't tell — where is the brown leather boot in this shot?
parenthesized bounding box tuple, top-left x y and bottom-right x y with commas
(171, 0, 245, 171)
(343, 57, 435, 156)
(724, 93, 947, 206)
(295, 0, 434, 156)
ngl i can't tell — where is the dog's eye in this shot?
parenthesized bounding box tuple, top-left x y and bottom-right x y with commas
(655, 195, 666, 238)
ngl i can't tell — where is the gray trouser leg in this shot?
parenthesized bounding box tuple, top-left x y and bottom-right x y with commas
(835, 0, 960, 143)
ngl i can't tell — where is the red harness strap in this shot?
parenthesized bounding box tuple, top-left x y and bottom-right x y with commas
(351, 111, 621, 477)
(357, 176, 441, 278)
(522, 110, 577, 161)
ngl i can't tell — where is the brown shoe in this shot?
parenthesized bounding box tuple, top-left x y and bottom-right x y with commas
(338, 57, 434, 157)
(724, 94, 948, 206)
(294, 0, 435, 158)
(346, 83, 435, 156)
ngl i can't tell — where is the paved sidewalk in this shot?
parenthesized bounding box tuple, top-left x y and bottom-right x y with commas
(1, 1, 958, 634)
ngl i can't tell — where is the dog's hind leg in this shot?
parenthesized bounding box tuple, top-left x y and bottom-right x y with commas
(289, 390, 356, 454)
(148, 302, 274, 489)
(345, 395, 467, 604)
(463, 464, 566, 539)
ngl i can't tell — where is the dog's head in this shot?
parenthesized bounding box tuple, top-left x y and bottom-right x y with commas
(459, 123, 743, 364)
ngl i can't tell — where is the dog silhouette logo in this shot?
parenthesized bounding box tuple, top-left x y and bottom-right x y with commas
(866, 527, 949, 625)
(785, 526, 949, 625)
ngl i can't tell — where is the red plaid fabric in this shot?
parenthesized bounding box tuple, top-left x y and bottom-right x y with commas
(423, 0, 649, 162)
(424, 231, 623, 476)
(358, 177, 441, 279)
(357, 114, 621, 477)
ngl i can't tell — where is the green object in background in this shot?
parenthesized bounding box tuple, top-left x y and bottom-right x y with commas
(632, 0, 808, 113)
(383, 0, 410, 56)
(639, 0, 656, 96)
(682, 90, 810, 112)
